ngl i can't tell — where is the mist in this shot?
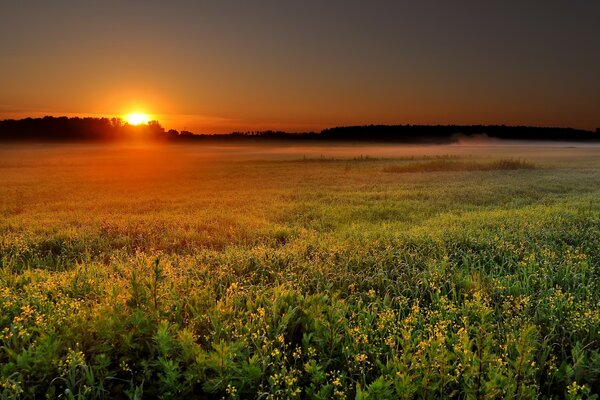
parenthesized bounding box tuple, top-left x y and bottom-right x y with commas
(3, 141, 600, 172)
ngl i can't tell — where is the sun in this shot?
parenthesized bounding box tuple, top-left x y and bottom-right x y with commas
(125, 113, 151, 125)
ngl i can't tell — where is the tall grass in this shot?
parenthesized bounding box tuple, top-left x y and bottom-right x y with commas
(0, 145, 598, 399)
(383, 158, 536, 173)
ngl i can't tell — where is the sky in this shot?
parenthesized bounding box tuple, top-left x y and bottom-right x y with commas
(1, 0, 599, 133)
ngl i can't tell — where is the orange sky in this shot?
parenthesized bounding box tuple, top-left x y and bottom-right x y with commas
(1, 2, 599, 133)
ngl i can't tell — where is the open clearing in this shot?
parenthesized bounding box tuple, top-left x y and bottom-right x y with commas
(1, 143, 599, 399)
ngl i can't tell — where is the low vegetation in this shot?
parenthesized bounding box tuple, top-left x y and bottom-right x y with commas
(383, 158, 536, 173)
(0, 144, 599, 399)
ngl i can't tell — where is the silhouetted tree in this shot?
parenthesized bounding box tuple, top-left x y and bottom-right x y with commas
(0, 117, 167, 142)
(0, 117, 597, 143)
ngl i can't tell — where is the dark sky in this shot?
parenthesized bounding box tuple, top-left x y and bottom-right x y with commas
(1, 0, 598, 132)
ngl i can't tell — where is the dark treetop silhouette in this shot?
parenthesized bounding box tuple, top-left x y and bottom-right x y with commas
(0, 117, 166, 142)
(0, 117, 597, 143)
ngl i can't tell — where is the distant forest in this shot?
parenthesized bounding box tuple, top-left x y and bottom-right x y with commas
(0, 116, 598, 143)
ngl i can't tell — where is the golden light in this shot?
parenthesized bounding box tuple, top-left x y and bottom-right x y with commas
(125, 113, 151, 125)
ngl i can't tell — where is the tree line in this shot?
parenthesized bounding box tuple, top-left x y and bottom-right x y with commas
(0, 117, 598, 143)
(0, 117, 166, 142)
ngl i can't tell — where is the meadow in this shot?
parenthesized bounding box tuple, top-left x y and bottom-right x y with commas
(1, 142, 599, 399)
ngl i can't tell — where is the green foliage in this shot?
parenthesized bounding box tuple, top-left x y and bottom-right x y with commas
(1, 145, 600, 398)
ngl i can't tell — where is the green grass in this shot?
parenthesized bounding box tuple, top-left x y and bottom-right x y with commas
(0, 143, 599, 399)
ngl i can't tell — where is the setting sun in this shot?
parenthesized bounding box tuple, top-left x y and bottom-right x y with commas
(125, 113, 151, 125)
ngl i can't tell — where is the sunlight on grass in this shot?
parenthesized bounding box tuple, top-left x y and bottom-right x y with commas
(0, 145, 598, 398)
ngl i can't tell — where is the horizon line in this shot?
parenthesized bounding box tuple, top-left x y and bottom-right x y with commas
(1, 115, 598, 135)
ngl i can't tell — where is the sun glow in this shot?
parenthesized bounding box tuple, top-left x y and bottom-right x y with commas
(125, 113, 151, 125)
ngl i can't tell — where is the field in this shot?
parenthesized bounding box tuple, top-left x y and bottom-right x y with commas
(1, 142, 599, 399)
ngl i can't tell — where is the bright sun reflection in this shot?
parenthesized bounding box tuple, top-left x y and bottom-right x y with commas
(125, 113, 151, 125)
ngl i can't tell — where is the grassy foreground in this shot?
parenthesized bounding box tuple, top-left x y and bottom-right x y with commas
(1, 143, 599, 399)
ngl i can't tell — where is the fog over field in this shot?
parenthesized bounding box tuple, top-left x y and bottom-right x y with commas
(3, 140, 600, 166)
